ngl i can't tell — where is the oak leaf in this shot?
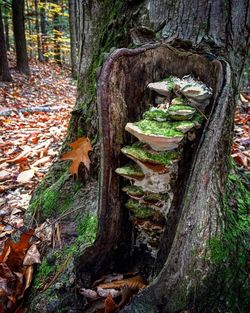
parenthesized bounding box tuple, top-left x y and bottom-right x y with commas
(61, 137, 93, 176)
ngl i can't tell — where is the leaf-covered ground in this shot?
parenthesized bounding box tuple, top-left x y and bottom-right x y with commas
(0, 58, 76, 242)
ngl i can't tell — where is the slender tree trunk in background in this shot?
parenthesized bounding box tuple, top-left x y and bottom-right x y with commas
(69, 0, 78, 78)
(25, 0, 33, 58)
(53, 12, 61, 65)
(40, 0, 48, 61)
(0, 6, 12, 81)
(34, 0, 43, 61)
(3, 8, 10, 51)
(12, 0, 30, 75)
(53, 0, 61, 65)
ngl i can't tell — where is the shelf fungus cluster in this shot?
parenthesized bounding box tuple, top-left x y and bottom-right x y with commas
(116, 75, 212, 257)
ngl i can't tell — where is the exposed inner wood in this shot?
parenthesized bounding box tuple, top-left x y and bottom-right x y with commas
(77, 44, 223, 298)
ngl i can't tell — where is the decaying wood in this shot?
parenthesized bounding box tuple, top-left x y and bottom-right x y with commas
(77, 43, 229, 312)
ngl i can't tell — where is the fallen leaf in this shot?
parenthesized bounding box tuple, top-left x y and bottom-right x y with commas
(232, 152, 248, 168)
(0, 170, 12, 182)
(61, 137, 93, 176)
(98, 275, 146, 291)
(23, 244, 41, 266)
(17, 169, 35, 183)
(104, 294, 118, 313)
(22, 265, 33, 295)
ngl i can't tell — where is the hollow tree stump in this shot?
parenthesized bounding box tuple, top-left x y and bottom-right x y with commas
(77, 43, 229, 313)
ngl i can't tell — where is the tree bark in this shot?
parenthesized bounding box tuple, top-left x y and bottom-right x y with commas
(0, 6, 12, 82)
(12, 0, 30, 75)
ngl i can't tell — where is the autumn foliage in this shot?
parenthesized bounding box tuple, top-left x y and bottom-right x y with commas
(61, 137, 93, 177)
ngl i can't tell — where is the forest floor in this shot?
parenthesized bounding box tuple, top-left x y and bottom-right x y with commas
(0, 58, 76, 243)
(0, 57, 249, 310)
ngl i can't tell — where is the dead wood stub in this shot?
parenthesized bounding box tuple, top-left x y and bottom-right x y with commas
(77, 44, 223, 303)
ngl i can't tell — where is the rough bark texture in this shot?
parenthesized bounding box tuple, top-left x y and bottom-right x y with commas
(29, 0, 250, 312)
(12, 0, 30, 75)
(0, 6, 12, 82)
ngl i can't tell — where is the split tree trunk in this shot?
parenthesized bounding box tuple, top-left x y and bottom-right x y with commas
(12, 0, 30, 75)
(73, 0, 249, 312)
(0, 6, 12, 82)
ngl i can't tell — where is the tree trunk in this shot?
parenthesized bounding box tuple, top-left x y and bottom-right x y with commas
(53, 0, 61, 65)
(0, 6, 12, 81)
(34, 0, 43, 61)
(69, 0, 78, 78)
(74, 0, 249, 312)
(12, 0, 30, 75)
(29, 0, 249, 312)
(3, 7, 10, 51)
(40, 0, 48, 61)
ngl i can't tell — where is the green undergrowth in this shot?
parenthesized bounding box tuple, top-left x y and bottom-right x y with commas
(205, 168, 250, 312)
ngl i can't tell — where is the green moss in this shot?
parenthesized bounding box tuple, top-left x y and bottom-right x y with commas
(126, 199, 158, 219)
(77, 213, 98, 244)
(162, 76, 175, 91)
(171, 97, 187, 106)
(135, 119, 183, 138)
(143, 193, 162, 203)
(206, 168, 250, 312)
(168, 105, 196, 112)
(143, 109, 169, 121)
(115, 164, 144, 179)
(33, 259, 53, 289)
(42, 189, 57, 217)
(192, 112, 204, 126)
(122, 185, 144, 197)
(121, 142, 179, 165)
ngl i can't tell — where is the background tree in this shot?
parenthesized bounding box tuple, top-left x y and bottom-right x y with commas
(0, 4, 12, 81)
(34, 0, 44, 61)
(28, 0, 250, 312)
(12, 0, 30, 75)
(68, 0, 78, 78)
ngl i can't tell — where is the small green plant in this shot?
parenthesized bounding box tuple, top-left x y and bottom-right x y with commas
(33, 259, 53, 289)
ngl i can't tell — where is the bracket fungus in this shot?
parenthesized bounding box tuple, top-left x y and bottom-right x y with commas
(115, 73, 213, 259)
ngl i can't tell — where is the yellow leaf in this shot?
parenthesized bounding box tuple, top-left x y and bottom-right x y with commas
(61, 137, 93, 177)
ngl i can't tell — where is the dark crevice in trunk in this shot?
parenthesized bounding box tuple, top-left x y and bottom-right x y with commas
(76, 43, 225, 312)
